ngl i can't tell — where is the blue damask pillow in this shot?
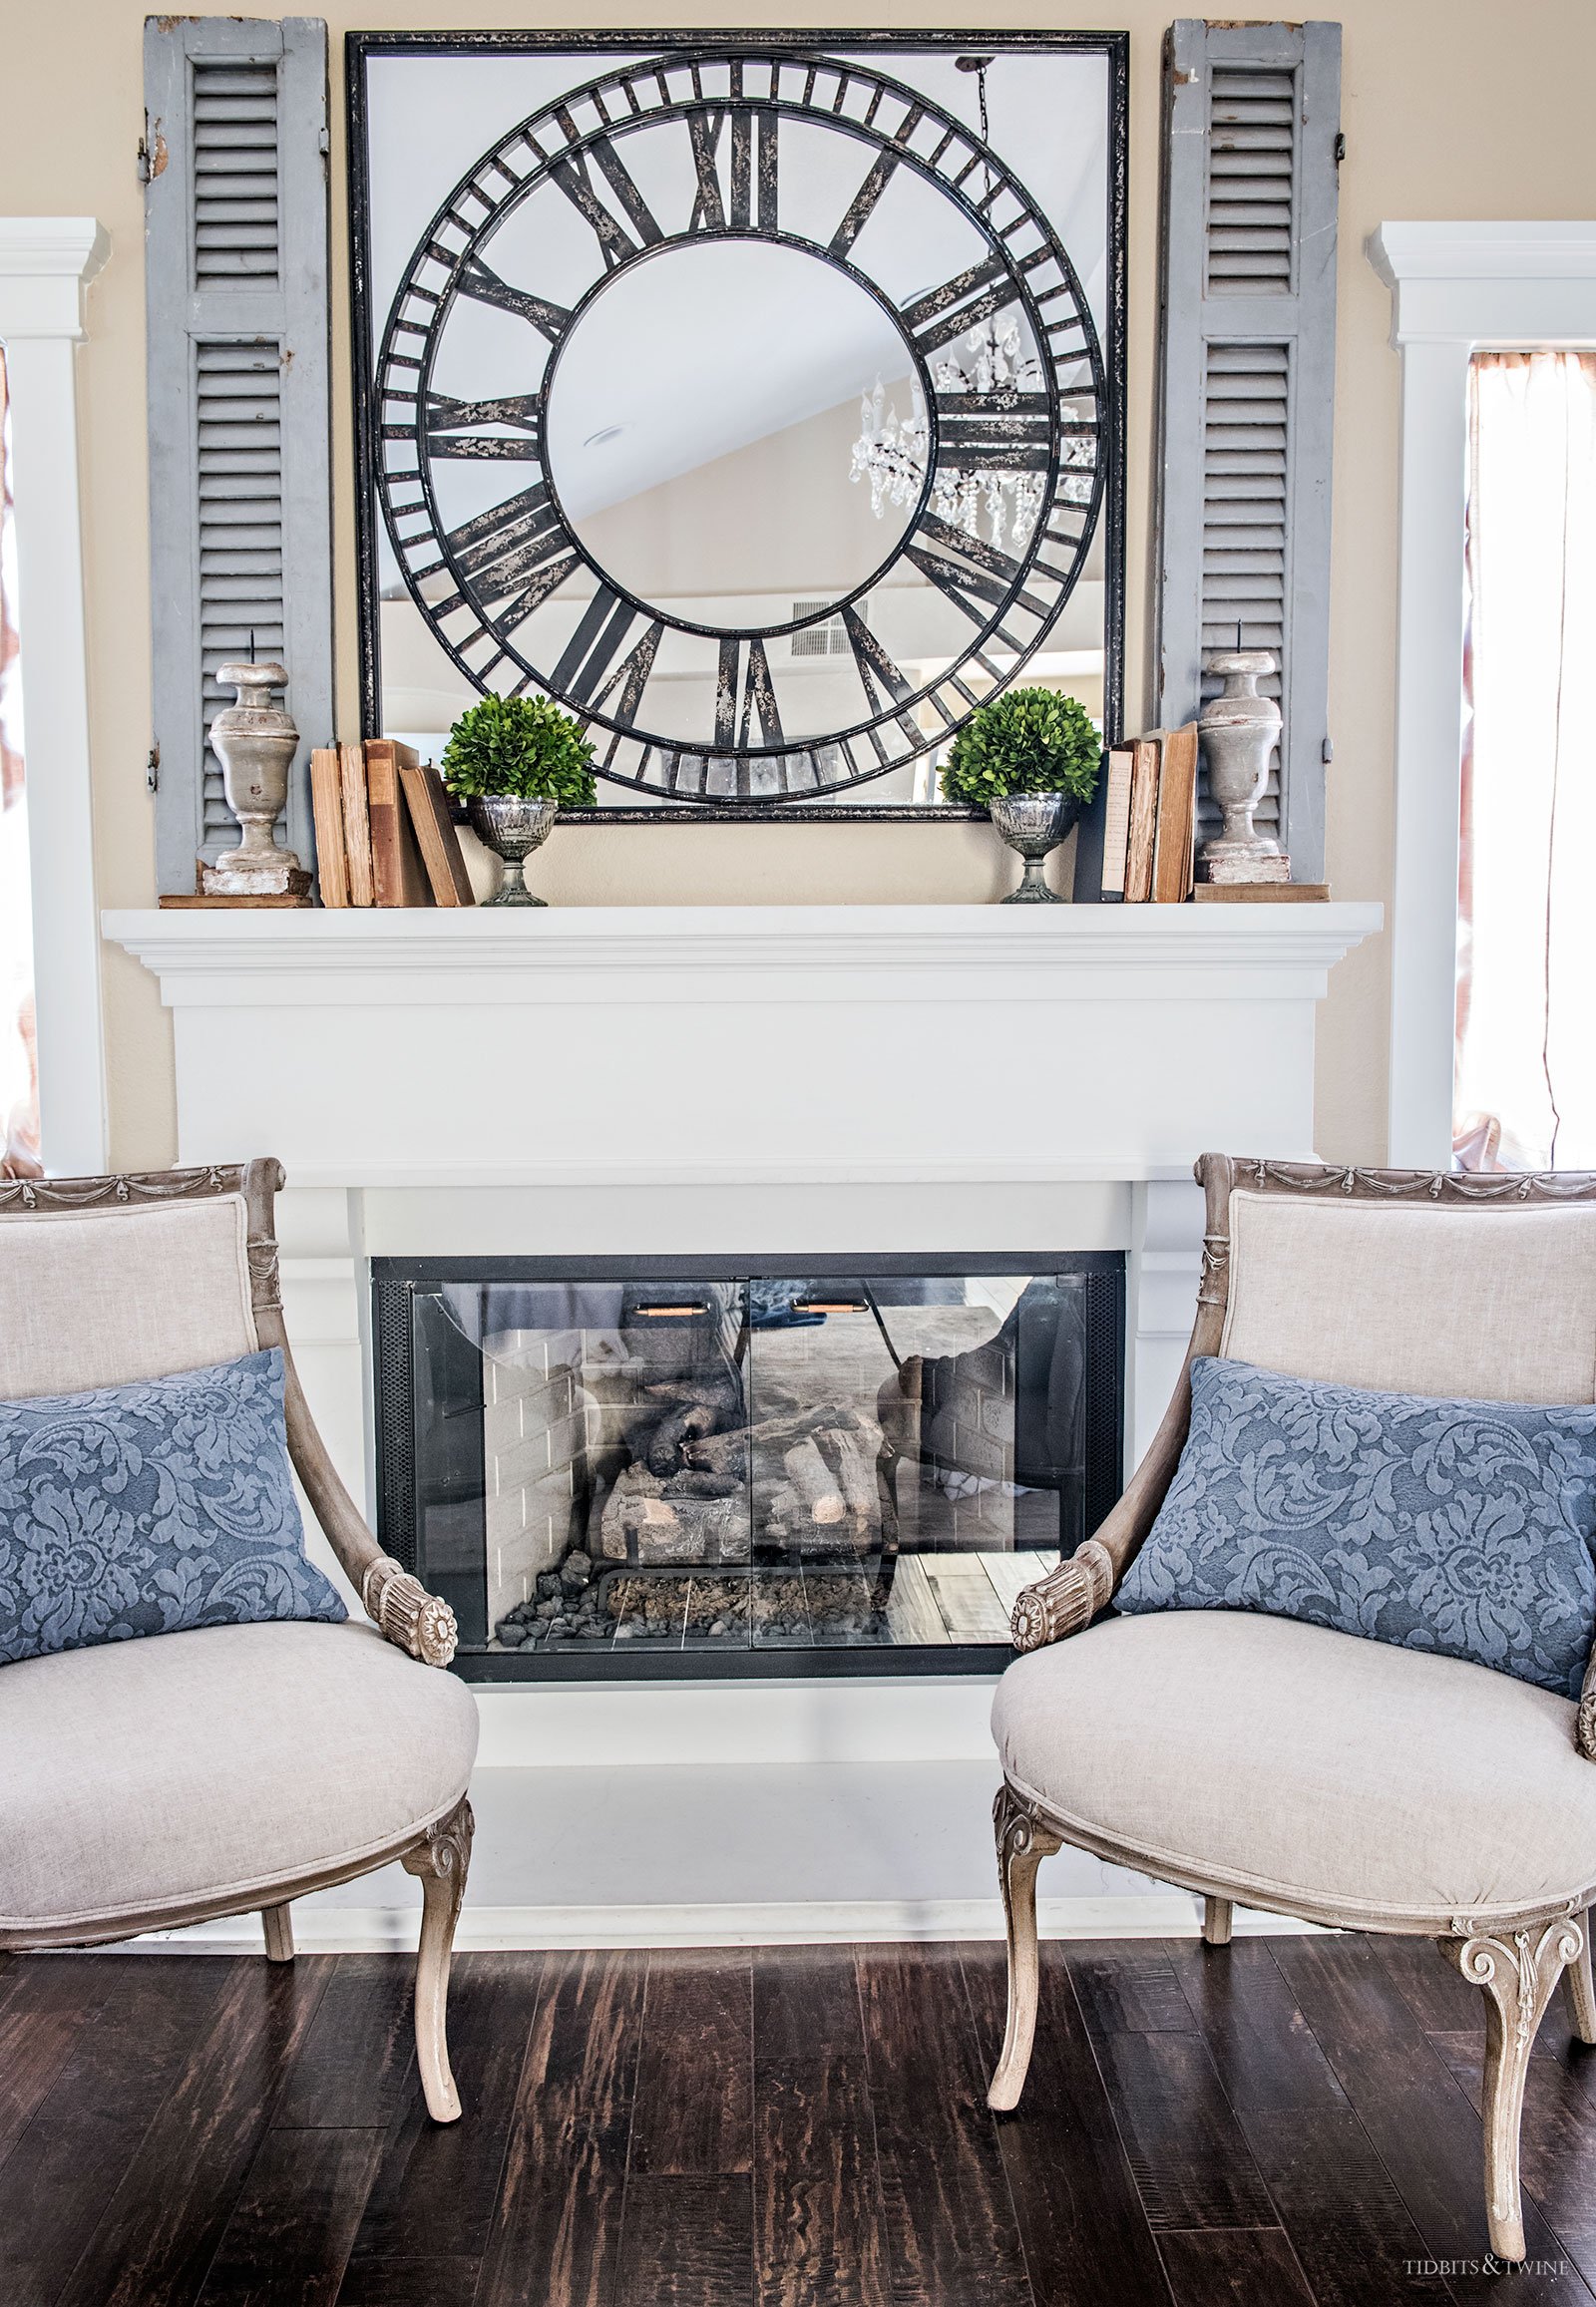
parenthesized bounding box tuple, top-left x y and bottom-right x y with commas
(1115, 1357, 1596, 1698)
(0, 1347, 345, 1666)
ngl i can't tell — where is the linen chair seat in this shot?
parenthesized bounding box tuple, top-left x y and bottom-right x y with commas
(0, 1620, 479, 1936)
(993, 1610, 1596, 1930)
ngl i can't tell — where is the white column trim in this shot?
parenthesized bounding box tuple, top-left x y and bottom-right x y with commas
(0, 217, 110, 1174)
(1369, 221, 1596, 1167)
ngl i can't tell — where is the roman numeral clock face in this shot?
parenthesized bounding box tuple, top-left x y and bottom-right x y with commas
(373, 49, 1108, 804)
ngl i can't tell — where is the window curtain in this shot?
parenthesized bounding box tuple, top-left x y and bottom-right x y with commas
(1454, 350, 1596, 1171)
(0, 345, 39, 1181)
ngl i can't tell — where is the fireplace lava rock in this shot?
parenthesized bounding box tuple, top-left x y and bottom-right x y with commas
(495, 1548, 611, 1646)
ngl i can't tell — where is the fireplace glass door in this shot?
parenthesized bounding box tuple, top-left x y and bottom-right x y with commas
(375, 1258, 1122, 1677)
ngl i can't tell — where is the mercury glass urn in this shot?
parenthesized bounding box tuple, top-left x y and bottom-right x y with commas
(1197, 649, 1290, 885)
(202, 658, 310, 899)
(990, 791, 1079, 905)
(466, 796, 557, 906)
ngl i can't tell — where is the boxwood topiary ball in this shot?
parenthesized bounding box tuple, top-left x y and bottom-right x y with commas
(441, 692, 598, 807)
(940, 687, 1101, 812)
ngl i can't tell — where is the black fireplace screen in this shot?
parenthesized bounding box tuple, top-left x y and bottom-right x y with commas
(373, 1256, 1123, 1679)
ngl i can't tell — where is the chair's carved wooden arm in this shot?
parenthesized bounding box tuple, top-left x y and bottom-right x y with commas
(271, 1316, 459, 1667)
(238, 1169, 459, 1669)
(1010, 1539, 1114, 1651)
(361, 1554, 460, 1669)
(1578, 1654, 1596, 1762)
(1009, 1346, 1205, 1654)
(1010, 1162, 1241, 1656)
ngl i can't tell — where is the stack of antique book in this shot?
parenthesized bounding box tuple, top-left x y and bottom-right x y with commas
(1073, 722, 1329, 903)
(309, 741, 474, 908)
(1073, 723, 1199, 904)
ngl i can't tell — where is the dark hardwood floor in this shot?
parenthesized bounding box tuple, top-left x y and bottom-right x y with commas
(2, 1933, 1594, 2306)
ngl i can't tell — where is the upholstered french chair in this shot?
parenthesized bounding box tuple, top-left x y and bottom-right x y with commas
(0, 1161, 478, 2122)
(992, 1155, 1596, 2264)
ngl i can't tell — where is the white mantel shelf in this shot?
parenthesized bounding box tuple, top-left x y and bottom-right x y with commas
(105, 902, 1380, 1191)
(107, 901, 1378, 997)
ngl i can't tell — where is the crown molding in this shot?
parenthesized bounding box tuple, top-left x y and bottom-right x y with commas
(0, 217, 109, 338)
(1370, 220, 1596, 283)
(1369, 221, 1596, 348)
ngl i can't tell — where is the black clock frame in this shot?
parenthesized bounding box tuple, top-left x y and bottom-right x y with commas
(375, 63, 1092, 792)
(348, 29, 1128, 822)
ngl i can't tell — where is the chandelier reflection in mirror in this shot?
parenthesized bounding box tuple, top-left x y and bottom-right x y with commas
(851, 318, 1073, 552)
(848, 52, 1082, 559)
(351, 33, 1126, 811)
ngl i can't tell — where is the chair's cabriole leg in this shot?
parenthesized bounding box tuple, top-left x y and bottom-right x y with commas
(1442, 1912, 1583, 2262)
(988, 1782, 1062, 2113)
(402, 1795, 474, 2123)
(1202, 1896, 1233, 1947)
(260, 1903, 294, 1962)
(1565, 1910, 1596, 2045)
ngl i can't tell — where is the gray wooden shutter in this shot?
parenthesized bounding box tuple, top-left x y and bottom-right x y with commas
(144, 16, 332, 894)
(1155, 20, 1341, 880)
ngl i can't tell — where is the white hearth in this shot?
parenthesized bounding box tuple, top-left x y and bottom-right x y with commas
(105, 900, 1379, 1947)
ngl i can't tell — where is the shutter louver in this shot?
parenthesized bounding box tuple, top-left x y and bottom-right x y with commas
(192, 62, 281, 287)
(1206, 68, 1295, 293)
(145, 18, 331, 896)
(1199, 341, 1289, 840)
(1156, 21, 1341, 881)
(197, 342, 285, 843)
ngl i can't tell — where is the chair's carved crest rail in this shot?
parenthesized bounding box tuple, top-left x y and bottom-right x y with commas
(1216, 1157, 1596, 1207)
(0, 1164, 243, 1214)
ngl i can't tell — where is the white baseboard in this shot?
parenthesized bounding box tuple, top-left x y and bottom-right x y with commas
(122, 1893, 1317, 1955)
(470, 1677, 1003, 1769)
(86, 1762, 1322, 1957)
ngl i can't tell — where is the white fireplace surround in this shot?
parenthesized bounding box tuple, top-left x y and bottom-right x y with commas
(103, 902, 1378, 1178)
(106, 900, 1379, 1948)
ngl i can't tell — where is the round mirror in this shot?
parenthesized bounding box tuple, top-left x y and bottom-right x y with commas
(543, 239, 925, 632)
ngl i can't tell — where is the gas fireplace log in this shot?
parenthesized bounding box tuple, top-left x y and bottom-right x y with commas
(639, 1372, 744, 1417)
(826, 1427, 878, 1520)
(597, 1462, 666, 1560)
(588, 1394, 890, 1566)
(662, 1468, 742, 1499)
(645, 1399, 726, 1478)
(783, 1438, 848, 1524)
(680, 1427, 750, 1479)
(595, 1458, 755, 1566)
(685, 1401, 879, 1477)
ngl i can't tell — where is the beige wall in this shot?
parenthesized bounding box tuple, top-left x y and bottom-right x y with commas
(4, 1, 1593, 1169)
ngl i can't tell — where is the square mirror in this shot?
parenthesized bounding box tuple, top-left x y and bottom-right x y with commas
(349, 32, 1127, 816)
